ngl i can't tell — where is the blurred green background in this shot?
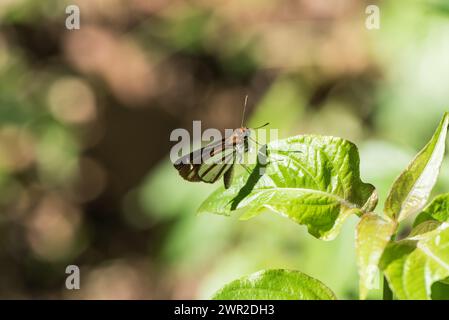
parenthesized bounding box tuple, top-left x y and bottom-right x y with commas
(1, 0, 449, 299)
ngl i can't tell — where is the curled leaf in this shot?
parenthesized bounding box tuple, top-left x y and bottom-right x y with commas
(384, 113, 449, 222)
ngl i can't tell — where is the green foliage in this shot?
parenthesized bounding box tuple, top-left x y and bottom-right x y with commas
(212, 269, 336, 300)
(203, 112, 449, 300)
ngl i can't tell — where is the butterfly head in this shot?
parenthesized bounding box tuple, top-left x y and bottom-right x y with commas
(232, 127, 250, 140)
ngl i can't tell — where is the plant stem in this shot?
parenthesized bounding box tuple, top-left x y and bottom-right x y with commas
(383, 276, 393, 300)
(383, 222, 398, 300)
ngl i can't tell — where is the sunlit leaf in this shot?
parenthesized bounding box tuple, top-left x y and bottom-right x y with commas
(381, 223, 449, 299)
(384, 112, 449, 222)
(198, 135, 377, 240)
(212, 269, 336, 300)
(356, 213, 397, 299)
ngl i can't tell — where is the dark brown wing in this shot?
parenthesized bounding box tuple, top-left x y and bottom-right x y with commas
(174, 138, 234, 183)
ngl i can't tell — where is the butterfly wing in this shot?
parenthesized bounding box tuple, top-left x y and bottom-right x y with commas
(197, 147, 236, 185)
(174, 138, 235, 185)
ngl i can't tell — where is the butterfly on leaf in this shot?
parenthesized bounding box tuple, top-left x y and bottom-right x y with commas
(173, 96, 267, 189)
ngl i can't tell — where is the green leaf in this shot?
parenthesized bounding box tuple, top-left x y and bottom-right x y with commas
(356, 213, 397, 299)
(198, 135, 377, 240)
(381, 223, 449, 299)
(384, 112, 449, 222)
(414, 193, 449, 227)
(212, 269, 336, 300)
(431, 281, 449, 300)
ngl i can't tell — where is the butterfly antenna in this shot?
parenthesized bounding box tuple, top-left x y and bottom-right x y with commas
(253, 122, 270, 129)
(241, 95, 248, 127)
